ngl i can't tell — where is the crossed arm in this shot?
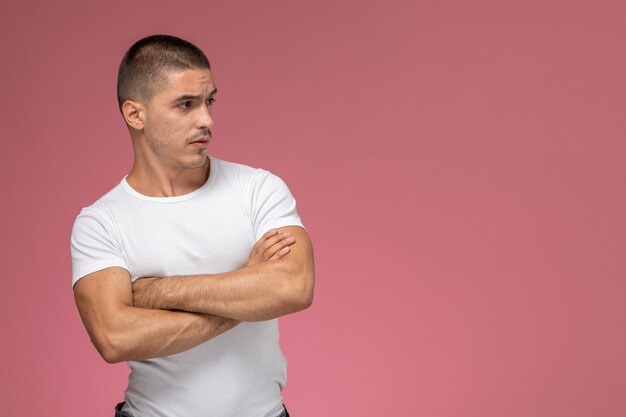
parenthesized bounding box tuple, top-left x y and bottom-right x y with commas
(132, 226, 314, 321)
(73, 226, 314, 363)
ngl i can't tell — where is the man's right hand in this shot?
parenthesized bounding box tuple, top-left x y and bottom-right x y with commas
(245, 228, 295, 267)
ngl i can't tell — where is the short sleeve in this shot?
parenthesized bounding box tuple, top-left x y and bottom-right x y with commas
(70, 208, 129, 288)
(250, 170, 304, 240)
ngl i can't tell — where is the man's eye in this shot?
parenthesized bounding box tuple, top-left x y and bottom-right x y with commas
(178, 101, 192, 109)
(207, 97, 216, 105)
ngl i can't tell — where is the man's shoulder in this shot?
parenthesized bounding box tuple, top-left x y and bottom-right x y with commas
(214, 156, 265, 177)
(213, 156, 279, 187)
(74, 179, 127, 223)
(214, 155, 290, 179)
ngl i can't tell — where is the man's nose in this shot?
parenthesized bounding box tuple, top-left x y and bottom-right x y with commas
(197, 103, 214, 130)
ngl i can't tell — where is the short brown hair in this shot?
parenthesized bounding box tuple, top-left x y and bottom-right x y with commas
(117, 34, 211, 111)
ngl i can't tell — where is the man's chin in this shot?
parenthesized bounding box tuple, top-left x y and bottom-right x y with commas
(177, 154, 209, 169)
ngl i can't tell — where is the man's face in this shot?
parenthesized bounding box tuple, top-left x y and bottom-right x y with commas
(141, 68, 216, 169)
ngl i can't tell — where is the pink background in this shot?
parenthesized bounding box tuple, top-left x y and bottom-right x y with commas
(1, 1, 625, 416)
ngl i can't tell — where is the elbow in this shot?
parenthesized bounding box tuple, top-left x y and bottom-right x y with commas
(100, 348, 125, 364)
(92, 332, 128, 364)
(100, 349, 123, 364)
(282, 270, 315, 313)
(298, 275, 315, 309)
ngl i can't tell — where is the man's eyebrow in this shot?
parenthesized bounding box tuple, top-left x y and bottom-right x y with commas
(173, 88, 218, 102)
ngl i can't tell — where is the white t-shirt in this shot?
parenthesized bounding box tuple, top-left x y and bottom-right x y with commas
(70, 155, 304, 417)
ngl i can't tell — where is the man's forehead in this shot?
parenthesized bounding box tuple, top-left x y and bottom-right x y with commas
(158, 68, 215, 96)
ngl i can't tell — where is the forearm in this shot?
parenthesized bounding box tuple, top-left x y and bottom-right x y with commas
(136, 261, 313, 321)
(87, 305, 239, 363)
(133, 226, 315, 321)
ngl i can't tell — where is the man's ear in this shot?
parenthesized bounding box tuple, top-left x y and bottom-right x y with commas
(121, 100, 145, 130)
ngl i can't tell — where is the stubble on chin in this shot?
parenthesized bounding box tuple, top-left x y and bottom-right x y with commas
(176, 150, 209, 169)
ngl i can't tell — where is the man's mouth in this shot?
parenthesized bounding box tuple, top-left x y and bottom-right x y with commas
(190, 139, 209, 147)
(189, 134, 211, 146)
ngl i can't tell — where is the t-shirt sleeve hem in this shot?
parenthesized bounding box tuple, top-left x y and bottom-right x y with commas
(72, 262, 130, 289)
(255, 218, 305, 241)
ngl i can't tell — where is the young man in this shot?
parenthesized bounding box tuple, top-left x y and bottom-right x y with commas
(70, 34, 314, 417)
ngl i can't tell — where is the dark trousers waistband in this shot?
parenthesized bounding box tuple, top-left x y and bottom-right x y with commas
(115, 401, 290, 417)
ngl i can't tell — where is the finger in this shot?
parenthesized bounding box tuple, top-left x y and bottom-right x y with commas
(269, 245, 290, 260)
(247, 230, 288, 266)
(254, 229, 278, 250)
(250, 229, 279, 256)
(258, 232, 292, 257)
(263, 234, 295, 259)
(262, 235, 295, 260)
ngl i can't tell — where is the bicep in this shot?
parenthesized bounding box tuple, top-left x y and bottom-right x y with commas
(73, 267, 133, 345)
(276, 226, 314, 271)
(275, 226, 315, 304)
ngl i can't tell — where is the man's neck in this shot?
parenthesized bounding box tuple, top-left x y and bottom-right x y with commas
(125, 156, 211, 198)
